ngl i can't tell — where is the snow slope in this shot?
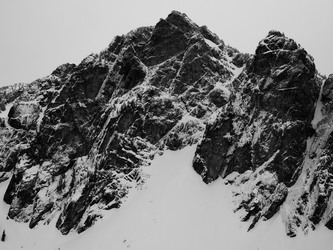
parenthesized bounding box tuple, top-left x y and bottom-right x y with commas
(0, 103, 13, 129)
(1, 145, 333, 250)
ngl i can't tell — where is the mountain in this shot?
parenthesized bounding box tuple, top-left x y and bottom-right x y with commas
(0, 10, 332, 245)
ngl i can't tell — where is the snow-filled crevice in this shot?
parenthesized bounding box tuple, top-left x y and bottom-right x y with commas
(36, 106, 47, 133)
(0, 103, 13, 130)
(281, 79, 331, 236)
(312, 80, 325, 129)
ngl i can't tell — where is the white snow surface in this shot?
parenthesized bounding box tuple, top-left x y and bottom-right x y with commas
(204, 38, 219, 50)
(36, 106, 47, 132)
(0, 103, 13, 129)
(312, 81, 325, 129)
(0, 104, 12, 119)
(1, 145, 333, 250)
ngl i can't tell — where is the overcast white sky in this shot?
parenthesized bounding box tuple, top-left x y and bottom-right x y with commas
(0, 0, 332, 86)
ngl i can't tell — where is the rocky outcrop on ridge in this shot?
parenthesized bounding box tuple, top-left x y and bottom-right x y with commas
(0, 11, 332, 238)
(193, 30, 319, 183)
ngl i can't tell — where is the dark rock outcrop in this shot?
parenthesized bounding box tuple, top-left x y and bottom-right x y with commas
(322, 74, 333, 110)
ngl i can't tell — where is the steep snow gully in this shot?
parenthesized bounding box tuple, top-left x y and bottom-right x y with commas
(1, 10, 333, 250)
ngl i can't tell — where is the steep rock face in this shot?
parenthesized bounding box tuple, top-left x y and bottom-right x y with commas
(194, 30, 319, 183)
(279, 72, 333, 237)
(322, 74, 333, 103)
(1, 11, 331, 238)
(0, 11, 243, 235)
(193, 30, 321, 233)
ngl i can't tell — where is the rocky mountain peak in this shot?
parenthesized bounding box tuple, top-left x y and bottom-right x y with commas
(165, 10, 199, 34)
(193, 30, 325, 235)
(0, 11, 332, 239)
(254, 31, 317, 121)
(253, 30, 315, 79)
(0, 11, 243, 235)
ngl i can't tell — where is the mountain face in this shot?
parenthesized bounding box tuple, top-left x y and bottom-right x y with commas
(0, 11, 331, 237)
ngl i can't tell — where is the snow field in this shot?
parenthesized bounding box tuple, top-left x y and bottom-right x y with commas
(1, 145, 333, 249)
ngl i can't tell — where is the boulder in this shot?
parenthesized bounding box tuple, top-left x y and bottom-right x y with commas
(8, 102, 41, 130)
